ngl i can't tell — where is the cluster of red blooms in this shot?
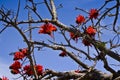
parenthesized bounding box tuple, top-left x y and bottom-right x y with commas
(69, 26, 96, 46)
(38, 9, 98, 46)
(76, 15, 85, 24)
(75, 9, 99, 25)
(89, 9, 99, 19)
(24, 64, 43, 76)
(82, 26, 96, 46)
(38, 23, 57, 37)
(9, 48, 28, 74)
(14, 48, 28, 60)
(9, 60, 21, 74)
(10, 61, 43, 76)
(71, 13, 85, 41)
(71, 8, 98, 46)
(86, 26, 96, 37)
(9, 48, 43, 77)
(0, 76, 9, 80)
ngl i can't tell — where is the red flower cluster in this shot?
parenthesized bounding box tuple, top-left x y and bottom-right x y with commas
(1, 76, 9, 80)
(86, 26, 96, 36)
(38, 23, 57, 37)
(9, 61, 21, 74)
(36, 65, 43, 75)
(76, 15, 85, 24)
(82, 39, 91, 46)
(70, 32, 79, 42)
(23, 65, 33, 76)
(10, 48, 44, 76)
(14, 48, 28, 60)
(82, 26, 96, 46)
(89, 9, 99, 19)
(23, 64, 43, 76)
(59, 51, 67, 57)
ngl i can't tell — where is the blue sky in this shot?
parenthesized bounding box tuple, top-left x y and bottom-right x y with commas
(0, 0, 119, 79)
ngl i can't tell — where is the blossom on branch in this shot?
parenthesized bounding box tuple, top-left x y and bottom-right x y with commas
(82, 39, 92, 46)
(13, 48, 28, 60)
(70, 32, 79, 42)
(23, 65, 33, 76)
(11, 69, 20, 74)
(9, 61, 21, 70)
(35, 64, 43, 75)
(1, 76, 9, 80)
(89, 9, 99, 19)
(82, 26, 96, 46)
(86, 26, 96, 36)
(9, 61, 21, 74)
(38, 23, 57, 37)
(23, 64, 43, 76)
(20, 48, 28, 56)
(13, 52, 25, 60)
(76, 15, 85, 24)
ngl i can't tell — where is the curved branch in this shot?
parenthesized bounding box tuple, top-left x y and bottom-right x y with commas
(30, 41, 89, 69)
(95, 4, 118, 27)
(113, 0, 120, 33)
(41, 69, 113, 80)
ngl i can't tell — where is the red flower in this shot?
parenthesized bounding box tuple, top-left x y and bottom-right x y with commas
(14, 48, 28, 60)
(76, 15, 85, 24)
(10, 61, 21, 70)
(36, 64, 43, 75)
(86, 26, 96, 36)
(82, 39, 91, 46)
(23, 65, 33, 76)
(70, 32, 79, 42)
(23, 64, 43, 76)
(38, 23, 57, 37)
(21, 48, 28, 56)
(89, 9, 99, 19)
(9, 61, 21, 74)
(14, 51, 25, 60)
(1, 76, 9, 80)
(11, 69, 20, 74)
(59, 51, 67, 57)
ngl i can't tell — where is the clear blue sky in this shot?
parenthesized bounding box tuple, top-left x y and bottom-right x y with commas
(0, 0, 119, 79)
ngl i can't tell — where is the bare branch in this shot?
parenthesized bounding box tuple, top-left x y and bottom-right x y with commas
(41, 69, 113, 80)
(50, 0, 57, 20)
(113, 0, 120, 33)
(30, 41, 89, 69)
(14, 0, 20, 22)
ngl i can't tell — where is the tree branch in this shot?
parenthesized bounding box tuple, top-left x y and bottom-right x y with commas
(30, 41, 89, 69)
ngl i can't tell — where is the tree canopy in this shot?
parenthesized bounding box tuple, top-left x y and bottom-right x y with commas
(0, 0, 120, 80)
